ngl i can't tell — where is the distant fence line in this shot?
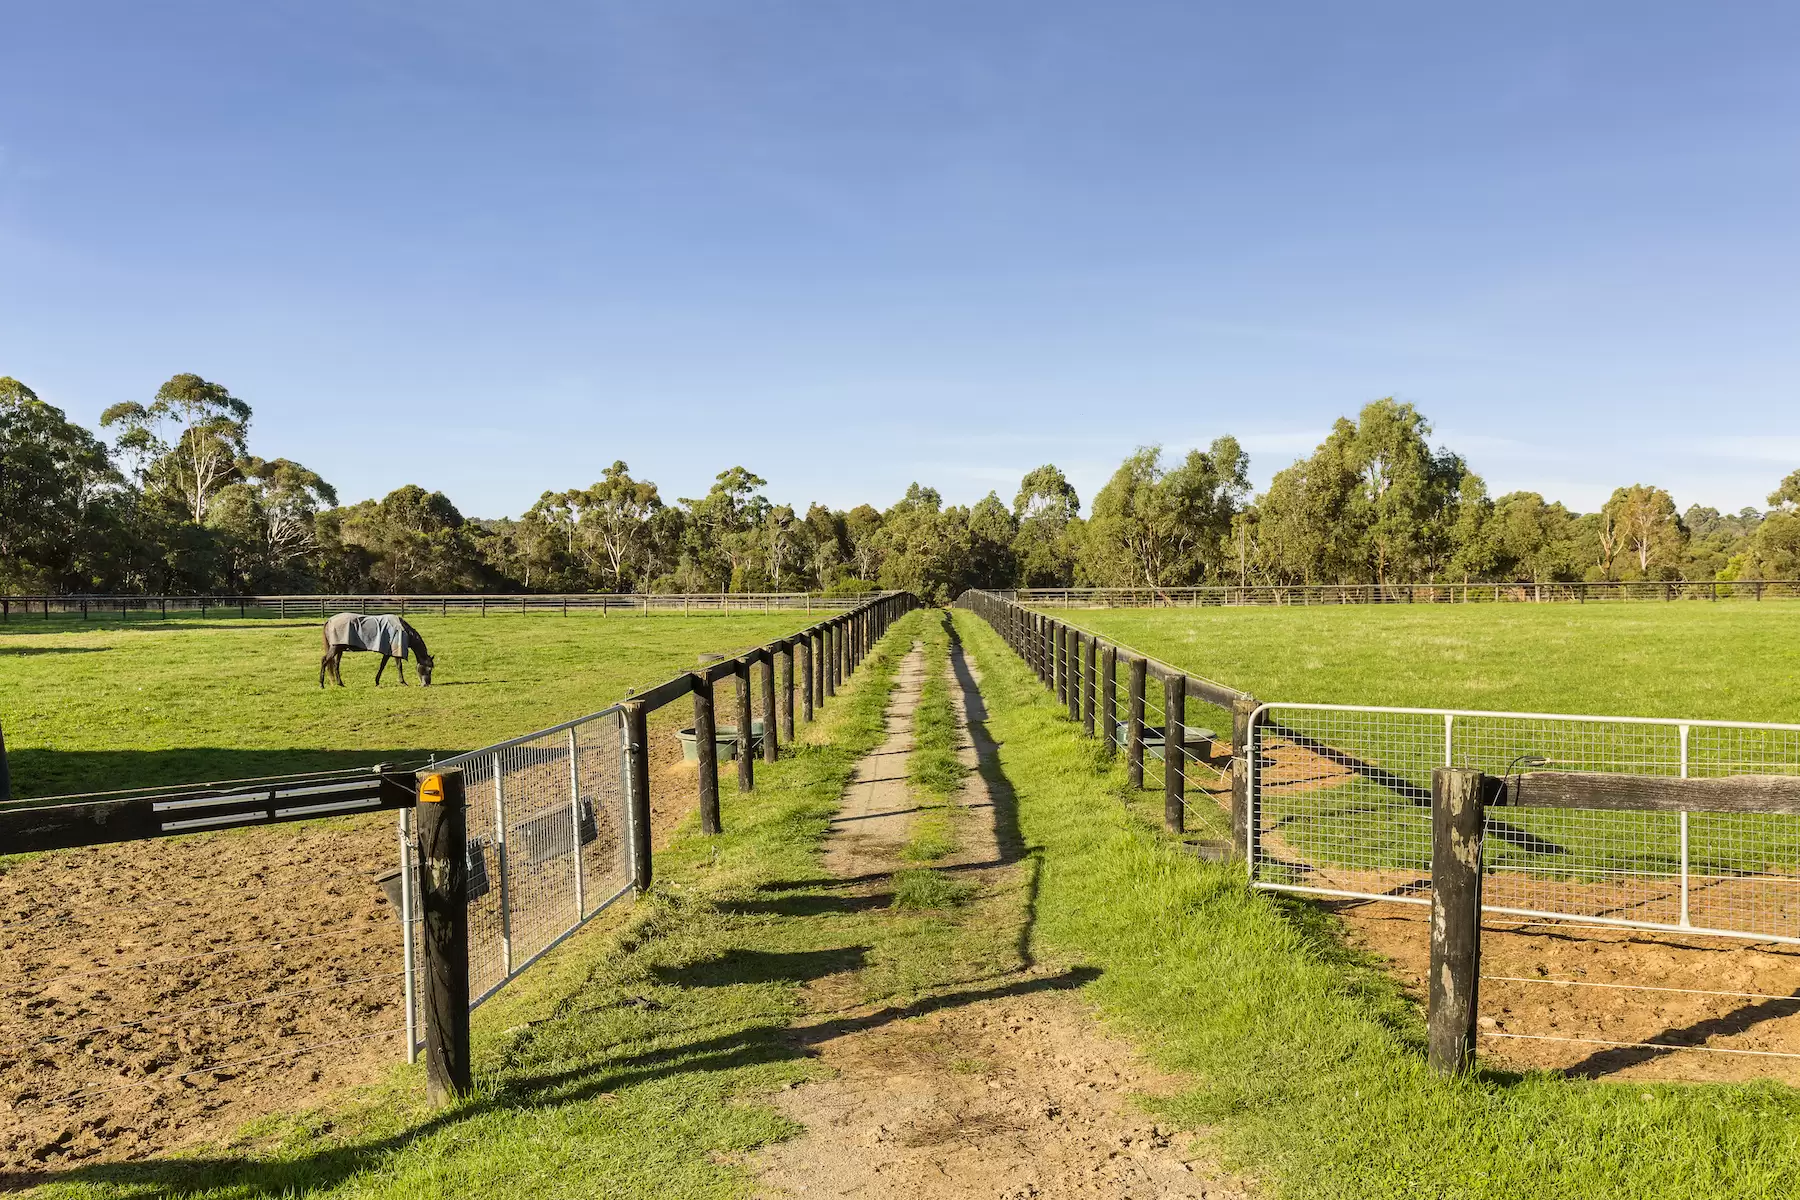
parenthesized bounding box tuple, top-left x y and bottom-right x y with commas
(1010, 579, 1800, 608)
(0, 591, 870, 622)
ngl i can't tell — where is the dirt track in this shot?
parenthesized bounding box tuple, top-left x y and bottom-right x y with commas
(755, 637, 1248, 1198)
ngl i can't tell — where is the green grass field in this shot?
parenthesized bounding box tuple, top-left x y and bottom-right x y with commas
(1055, 602, 1800, 724)
(0, 613, 812, 799)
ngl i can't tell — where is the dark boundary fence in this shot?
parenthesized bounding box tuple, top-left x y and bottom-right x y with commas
(955, 588, 1259, 849)
(0, 591, 919, 1114)
(0, 591, 871, 622)
(1013, 580, 1800, 607)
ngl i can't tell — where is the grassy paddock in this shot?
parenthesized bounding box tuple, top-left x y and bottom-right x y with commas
(22, 609, 935, 1199)
(1057, 602, 1800, 724)
(954, 609, 1800, 1200)
(0, 613, 812, 798)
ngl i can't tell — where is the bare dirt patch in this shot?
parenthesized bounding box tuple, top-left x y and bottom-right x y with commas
(759, 984, 1244, 1200)
(1334, 901, 1800, 1083)
(0, 817, 404, 1171)
(821, 642, 925, 879)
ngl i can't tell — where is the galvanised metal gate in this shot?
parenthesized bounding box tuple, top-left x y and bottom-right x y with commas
(1247, 703, 1800, 943)
(397, 705, 638, 1057)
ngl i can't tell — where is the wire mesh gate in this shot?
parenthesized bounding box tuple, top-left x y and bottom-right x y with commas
(397, 706, 637, 1057)
(1247, 703, 1800, 943)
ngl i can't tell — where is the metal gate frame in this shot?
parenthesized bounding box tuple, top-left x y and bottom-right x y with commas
(1247, 702, 1800, 945)
(399, 704, 639, 1059)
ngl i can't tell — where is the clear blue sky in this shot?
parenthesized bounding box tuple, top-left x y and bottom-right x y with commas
(4, 2, 1797, 519)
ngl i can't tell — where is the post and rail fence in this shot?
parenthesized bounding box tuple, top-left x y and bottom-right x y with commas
(0, 591, 878, 623)
(954, 588, 1800, 1076)
(0, 591, 916, 1113)
(1009, 579, 1800, 608)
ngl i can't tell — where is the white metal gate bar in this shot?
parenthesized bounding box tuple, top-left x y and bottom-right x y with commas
(401, 704, 635, 1058)
(1248, 702, 1800, 944)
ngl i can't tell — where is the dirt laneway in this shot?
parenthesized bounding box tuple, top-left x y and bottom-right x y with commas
(754, 633, 1248, 1199)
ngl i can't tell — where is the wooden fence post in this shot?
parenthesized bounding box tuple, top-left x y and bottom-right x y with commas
(694, 674, 722, 834)
(1099, 646, 1117, 759)
(623, 702, 652, 892)
(779, 644, 796, 742)
(0, 716, 10, 802)
(415, 768, 471, 1106)
(761, 653, 779, 763)
(1127, 657, 1146, 789)
(823, 625, 836, 699)
(1051, 621, 1065, 706)
(799, 638, 814, 722)
(736, 660, 756, 792)
(1082, 635, 1097, 737)
(1058, 629, 1072, 723)
(1163, 672, 1186, 832)
(1429, 767, 1486, 1075)
(1231, 697, 1258, 859)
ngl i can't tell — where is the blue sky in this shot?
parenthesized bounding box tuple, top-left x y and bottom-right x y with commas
(3, 2, 1797, 519)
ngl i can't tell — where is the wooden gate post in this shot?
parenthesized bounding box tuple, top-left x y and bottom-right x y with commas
(1162, 673, 1186, 832)
(778, 644, 796, 742)
(736, 660, 756, 791)
(1127, 657, 1146, 789)
(623, 702, 652, 892)
(1082, 635, 1097, 737)
(1230, 697, 1258, 858)
(415, 768, 471, 1106)
(1429, 767, 1487, 1075)
(760, 653, 779, 763)
(694, 674, 722, 834)
(1099, 646, 1117, 759)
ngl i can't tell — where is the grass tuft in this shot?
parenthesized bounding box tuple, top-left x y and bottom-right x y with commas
(890, 868, 977, 911)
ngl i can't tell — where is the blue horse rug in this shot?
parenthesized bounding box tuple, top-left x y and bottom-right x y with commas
(326, 613, 409, 658)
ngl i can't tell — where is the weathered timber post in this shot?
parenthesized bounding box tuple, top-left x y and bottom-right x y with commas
(779, 644, 796, 742)
(416, 768, 471, 1106)
(1099, 646, 1117, 759)
(694, 673, 722, 834)
(799, 637, 814, 722)
(1127, 657, 1147, 789)
(1052, 621, 1065, 706)
(1163, 673, 1186, 832)
(1230, 697, 1258, 859)
(1429, 767, 1486, 1075)
(1040, 616, 1052, 685)
(623, 702, 652, 892)
(0, 715, 10, 802)
(1058, 633, 1072, 719)
(736, 659, 756, 791)
(1082, 635, 1097, 737)
(823, 625, 836, 699)
(760, 652, 779, 763)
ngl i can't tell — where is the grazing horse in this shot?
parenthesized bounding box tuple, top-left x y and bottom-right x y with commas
(320, 613, 434, 687)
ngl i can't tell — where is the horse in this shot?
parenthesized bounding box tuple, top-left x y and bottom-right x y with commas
(320, 613, 435, 688)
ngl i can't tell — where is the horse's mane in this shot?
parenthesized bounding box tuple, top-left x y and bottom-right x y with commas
(402, 618, 430, 659)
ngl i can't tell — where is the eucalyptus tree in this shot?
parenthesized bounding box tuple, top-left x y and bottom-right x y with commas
(101, 374, 252, 525)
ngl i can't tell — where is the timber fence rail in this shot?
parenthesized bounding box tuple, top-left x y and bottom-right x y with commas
(0, 591, 873, 622)
(954, 588, 1800, 1076)
(0, 592, 917, 1150)
(1012, 579, 1800, 608)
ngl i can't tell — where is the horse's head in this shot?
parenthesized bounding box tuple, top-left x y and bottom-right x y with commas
(416, 652, 435, 686)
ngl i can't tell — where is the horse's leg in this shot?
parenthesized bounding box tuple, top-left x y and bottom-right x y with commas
(374, 655, 387, 686)
(320, 651, 329, 688)
(331, 648, 346, 686)
(396, 658, 408, 686)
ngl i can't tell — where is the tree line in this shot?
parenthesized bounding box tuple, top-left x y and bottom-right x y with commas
(4, 374, 1797, 603)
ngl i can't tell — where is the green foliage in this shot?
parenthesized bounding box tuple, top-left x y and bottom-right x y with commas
(1081, 439, 1248, 587)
